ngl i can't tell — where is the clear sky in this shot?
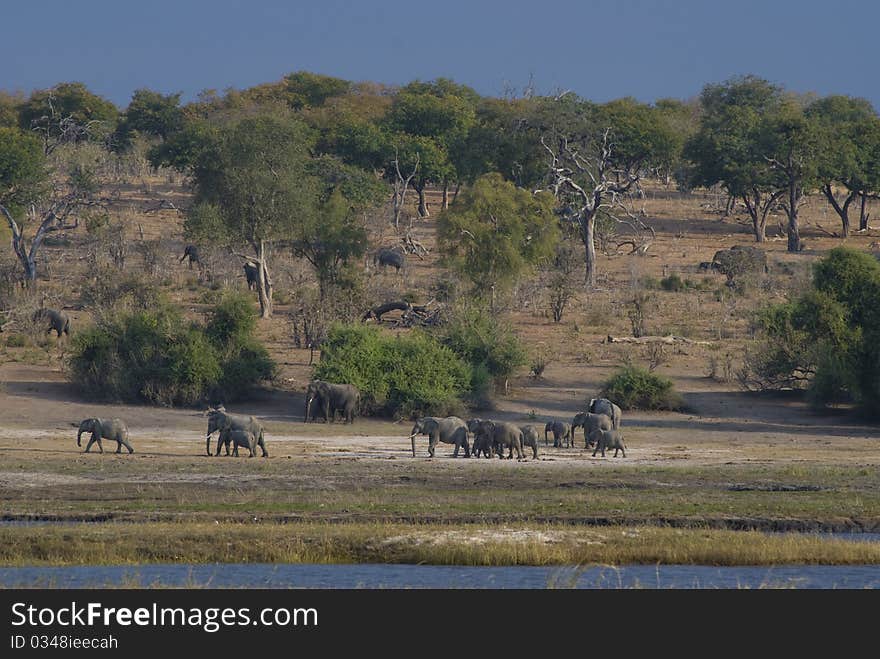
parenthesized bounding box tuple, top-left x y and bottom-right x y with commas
(2, 0, 877, 109)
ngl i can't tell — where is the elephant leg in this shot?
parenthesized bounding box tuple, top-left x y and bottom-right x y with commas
(215, 436, 224, 456)
(119, 436, 135, 454)
(95, 436, 104, 454)
(84, 433, 98, 453)
(428, 433, 438, 457)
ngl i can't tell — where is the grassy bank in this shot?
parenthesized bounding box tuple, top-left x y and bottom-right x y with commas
(0, 522, 878, 567)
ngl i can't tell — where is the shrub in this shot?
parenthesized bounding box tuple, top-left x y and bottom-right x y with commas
(433, 304, 526, 399)
(660, 274, 685, 292)
(313, 323, 471, 418)
(600, 366, 684, 411)
(67, 297, 274, 406)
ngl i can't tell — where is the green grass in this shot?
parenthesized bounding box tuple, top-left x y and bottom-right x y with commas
(0, 522, 877, 567)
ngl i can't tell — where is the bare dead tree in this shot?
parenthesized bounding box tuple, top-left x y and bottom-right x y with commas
(391, 150, 419, 230)
(540, 130, 643, 288)
(28, 91, 110, 156)
(1, 185, 105, 283)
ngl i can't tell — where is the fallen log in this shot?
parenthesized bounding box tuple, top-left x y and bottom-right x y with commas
(605, 335, 713, 346)
(362, 300, 433, 322)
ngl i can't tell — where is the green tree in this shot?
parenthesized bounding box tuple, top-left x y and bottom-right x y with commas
(437, 172, 558, 305)
(806, 95, 880, 236)
(117, 88, 184, 146)
(744, 248, 880, 413)
(18, 82, 118, 154)
(185, 114, 316, 317)
(0, 127, 101, 282)
(684, 76, 787, 243)
(0, 91, 22, 129)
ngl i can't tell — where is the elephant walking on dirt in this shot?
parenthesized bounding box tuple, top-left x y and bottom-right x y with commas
(471, 419, 525, 460)
(219, 428, 257, 457)
(206, 406, 268, 457)
(410, 416, 470, 458)
(592, 429, 627, 458)
(77, 418, 134, 454)
(544, 420, 573, 448)
(34, 308, 70, 337)
(304, 380, 360, 424)
(572, 412, 613, 448)
(520, 425, 540, 459)
(588, 398, 622, 430)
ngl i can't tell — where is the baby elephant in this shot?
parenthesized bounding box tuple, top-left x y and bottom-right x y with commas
(219, 428, 257, 457)
(544, 420, 573, 448)
(519, 425, 540, 459)
(591, 429, 627, 458)
(77, 418, 134, 454)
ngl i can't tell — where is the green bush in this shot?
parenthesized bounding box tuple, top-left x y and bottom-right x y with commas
(743, 247, 880, 413)
(67, 296, 274, 406)
(660, 274, 685, 291)
(433, 305, 526, 400)
(314, 323, 471, 418)
(600, 366, 684, 411)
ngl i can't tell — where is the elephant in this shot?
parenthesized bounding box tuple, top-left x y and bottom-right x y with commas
(374, 247, 405, 273)
(572, 412, 613, 448)
(304, 380, 360, 424)
(218, 428, 256, 457)
(243, 262, 259, 291)
(544, 420, 573, 448)
(588, 398, 622, 430)
(591, 429, 627, 458)
(77, 418, 134, 454)
(410, 416, 469, 458)
(467, 418, 493, 458)
(180, 245, 201, 269)
(469, 419, 524, 460)
(519, 425, 540, 459)
(33, 308, 69, 337)
(206, 406, 268, 457)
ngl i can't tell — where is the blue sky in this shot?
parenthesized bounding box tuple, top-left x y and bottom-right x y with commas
(2, 0, 877, 109)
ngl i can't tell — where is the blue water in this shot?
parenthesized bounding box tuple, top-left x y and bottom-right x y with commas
(1, 563, 877, 589)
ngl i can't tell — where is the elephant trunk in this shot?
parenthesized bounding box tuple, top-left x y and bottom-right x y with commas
(77, 429, 83, 447)
(410, 428, 418, 458)
(206, 434, 212, 456)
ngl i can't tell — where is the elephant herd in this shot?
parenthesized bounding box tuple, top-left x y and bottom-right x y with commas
(69, 382, 626, 461)
(408, 398, 627, 461)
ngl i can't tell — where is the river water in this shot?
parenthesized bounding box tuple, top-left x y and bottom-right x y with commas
(1, 562, 878, 589)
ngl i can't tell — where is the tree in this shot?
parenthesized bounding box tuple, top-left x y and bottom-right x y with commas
(185, 114, 317, 318)
(743, 248, 880, 414)
(758, 98, 822, 252)
(0, 91, 22, 129)
(684, 76, 787, 243)
(116, 88, 184, 147)
(807, 96, 880, 236)
(0, 127, 102, 282)
(437, 172, 558, 306)
(18, 82, 118, 154)
(382, 80, 477, 216)
(540, 96, 662, 287)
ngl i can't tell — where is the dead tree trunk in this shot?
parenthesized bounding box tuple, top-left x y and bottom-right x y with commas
(441, 182, 450, 210)
(248, 240, 273, 318)
(1, 202, 81, 284)
(414, 182, 429, 217)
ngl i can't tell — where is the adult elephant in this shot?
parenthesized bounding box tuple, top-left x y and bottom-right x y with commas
(544, 420, 573, 448)
(243, 262, 259, 291)
(410, 416, 469, 458)
(588, 398, 622, 430)
(34, 308, 70, 337)
(520, 425, 540, 459)
(471, 419, 525, 460)
(206, 406, 268, 457)
(571, 412, 613, 448)
(76, 418, 134, 454)
(304, 380, 360, 424)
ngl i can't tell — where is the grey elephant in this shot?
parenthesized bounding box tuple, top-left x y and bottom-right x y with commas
(180, 244, 201, 269)
(471, 419, 524, 460)
(219, 428, 256, 457)
(467, 418, 493, 458)
(588, 398, 622, 430)
(304, 380, 360, 424)
(34, 308, 70, 337)
(206, 406, 268, 457)
(519, 425, 540, 459)
(591, 429, 627, 458)
(544, 420, 573, 448)
(243, 262, 259, 291)
(572, 412, 613, 448)
(410, 416, 469, 458)
(374, 247, 405, 273)
(77, 418, 134, 454)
